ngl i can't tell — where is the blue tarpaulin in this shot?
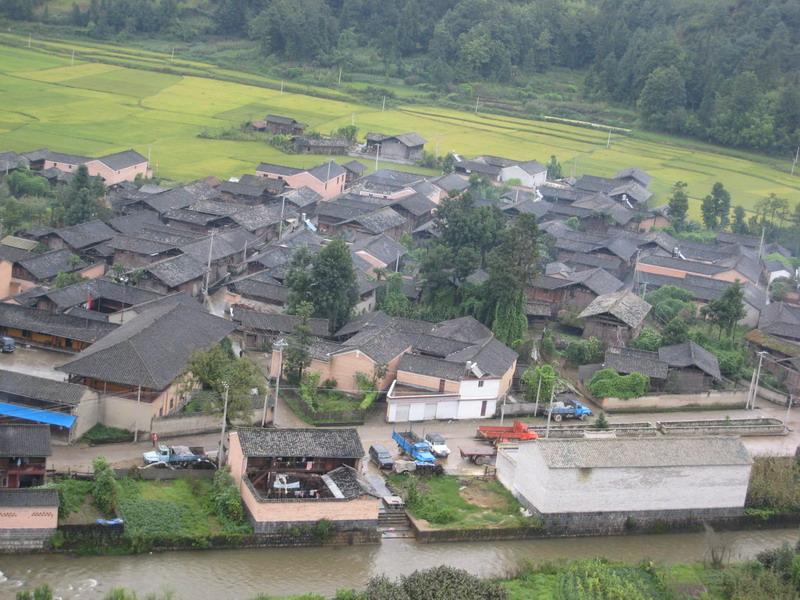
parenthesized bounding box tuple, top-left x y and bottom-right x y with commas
(0, 401, 75, 428)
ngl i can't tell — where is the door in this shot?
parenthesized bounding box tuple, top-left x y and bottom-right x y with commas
(480, 401, 488, 417)
(395, 404, 410, 422)
(438, 379, 445, 393)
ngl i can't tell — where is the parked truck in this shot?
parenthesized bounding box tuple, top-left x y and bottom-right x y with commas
(477, 420, 539, 444)
(392, 431, 443, 474)
(142, 445, 215, 468)
(546, 400, 593, 422)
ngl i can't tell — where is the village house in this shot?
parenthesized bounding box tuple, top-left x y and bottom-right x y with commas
(255, 115, 306, 135)
(227, 428, 380, 535)
(162, 200, 241, 233)
(365, 133, 426, 162)
(0, 151, 29, 173)
(8, 248, 106, 293)
(256, 161, 346, 201)
(0, 302, 116, 351)
(179, 228, 259, 286)
(29, 220, 117, 253)
(496, 437, 752, 534)
(0, 245, 36, 298)
(0, 425, 58, 550)
(129, 180, 221, 216)
(233, 307, 329, 350)
(0, 371, 98, 441)
(745, 302, 800, 395)
(57, 302, 234, 432)
(527, 267, 624, 317)
(219, 174, 285, 204)
(454, 155, 547, 188)
(578, 289, 651, 346)
(431, 173, 470, 197)
(351, 234, 407, 276)
(0, 424, 50, 488)
(14, 278, 162, 316)
(389, 193, 437, 230)
(293, 137, 350, 155)
(342, 160, 366, 187)
(42, 149, 150, 185)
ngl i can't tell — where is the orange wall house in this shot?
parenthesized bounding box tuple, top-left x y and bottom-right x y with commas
(0, 488, 59, 551)
(44, 150, 150, 186)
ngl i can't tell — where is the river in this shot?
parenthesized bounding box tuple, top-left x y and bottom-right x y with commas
(1, 529, 797, 599)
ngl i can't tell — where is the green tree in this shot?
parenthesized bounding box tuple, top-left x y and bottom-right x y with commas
(491, 291, 527, 348)
(309, 239, 358, 333)
(710, 182, 731, 229)
(630, 327, 662, 351)
(701, 194, 718, 230)
(662, 316, 689, 345)
(701, 280, 746, 339)
(52, 271, 84, 288)
(188, 344, 265, 417)
(284, 301, 313, 383)
(285, 247, 314, 313)
(6, 169, 50, 197)
(521, 364, 556, 404)
(60, 165, 105, 226)
(732, 206, 749, 235)
(92, 456, 119, 516)
(546, 155, 562, 179)
(637, 65, 687, 131)
(668, 181, 689, 229)
(379, 272, 413, 317)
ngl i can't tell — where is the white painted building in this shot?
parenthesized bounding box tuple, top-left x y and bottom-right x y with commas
(499, 161, 547, 189)
(497, 437, 752, 527)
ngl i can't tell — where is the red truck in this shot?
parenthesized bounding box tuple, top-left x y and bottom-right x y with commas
(476, 420, 539, 444)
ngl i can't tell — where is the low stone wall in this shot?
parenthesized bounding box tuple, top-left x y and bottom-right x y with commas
(530, 422, 656, 438)
(136, 468, 216, 481)
(0, 528, 56, 552)
(600, 390, 747, 412)
(151, 408, 263, 437)
(657, 417, 786, 437)
(408, 509, 800, 542)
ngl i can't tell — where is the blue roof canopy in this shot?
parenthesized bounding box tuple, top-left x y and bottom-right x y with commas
(0, 402, 75, 428)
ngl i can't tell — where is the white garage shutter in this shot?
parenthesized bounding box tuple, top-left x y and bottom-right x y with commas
(437, 401, 458, 420)
(409, 403, 426, 421)
(395, 404, 410, 422)
(424, 403, 437, 420)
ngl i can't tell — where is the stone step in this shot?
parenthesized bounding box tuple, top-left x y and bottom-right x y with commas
(380, 529, 416, 539)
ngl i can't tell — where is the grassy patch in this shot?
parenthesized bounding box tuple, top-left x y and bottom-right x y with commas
(48, 478, 92, 521)
(387, 474, 538, 530)
(81, 423, 134, 444)
(0, 36, 796, 215)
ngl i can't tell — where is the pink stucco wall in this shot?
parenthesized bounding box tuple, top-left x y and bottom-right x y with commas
(44, 159, 150, 185)
(0, 505, 57, 530)
(256, 168, 345, 200)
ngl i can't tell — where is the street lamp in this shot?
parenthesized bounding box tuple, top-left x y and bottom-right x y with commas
(218, 382, 229, 466)
(272, 338, 288, 427)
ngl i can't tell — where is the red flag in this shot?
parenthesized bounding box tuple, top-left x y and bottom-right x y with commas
(86, 293, 93, 310)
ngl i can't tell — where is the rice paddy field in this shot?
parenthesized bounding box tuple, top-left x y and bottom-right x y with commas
(0, 33, 798, 217)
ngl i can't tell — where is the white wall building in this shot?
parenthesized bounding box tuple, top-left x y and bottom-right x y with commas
(497, 437, 752, 532)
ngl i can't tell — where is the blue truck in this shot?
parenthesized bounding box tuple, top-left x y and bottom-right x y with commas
(546, 399, 593, 422)
(391, 431, 444, 475)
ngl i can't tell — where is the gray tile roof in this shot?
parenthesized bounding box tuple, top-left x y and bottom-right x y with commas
(604, 346, 668, 379)
(106, 211, 161, 234)
(351, 234, 406, 266)
(256, 163, 302, 177)
(391, 192, 436, 217)
(44, 150, 90, 165)
(0, 369, 89, 406)
(98, 149, 147, 170)
(180, 228, 257, 263)
(393, 132, 426, 147)
(759, 302, 800, 341)
(0, 303, 117, 343)
(532, 437, 750, 469)
(568, 268, 624, 296)
(0, 488, 59, 507)
(338, 324, 414, 364)
(145, 181, 220, 214)
(233, 307, 329, 337)
(32, 279, 161, 311)
(0, 424, 51, 457)
(324, 465, 375, 499)
(614, 167, 652, 187)
(350, 207, 406, 234)
(0, 151, 29, 171)
(308, 161, 346, 183)
(398, 353, 466, 381)
(237, 427, 364, 459)
(231, 272, 289, 304)
(334, 311, 392, 338)
(281, 186, 322, 209)
(445, 337, 517, 378)
(18, 249, 87, 280)
(431, 316, 493, 344)
(231, 204, 296, 232)
(107, 234, 177, 256)
(57, 303, 235, 389)
(308, 338, 344, 361)
(432, 173, 470, 193)
(579, 290, 652, 329)
(658, 341, 722, 380)
(343, 160, 366, 175)
(144, 254, 206, 288)
(266, 115, 302, 126)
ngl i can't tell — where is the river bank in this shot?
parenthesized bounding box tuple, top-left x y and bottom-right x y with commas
(2, 528, 797, 600)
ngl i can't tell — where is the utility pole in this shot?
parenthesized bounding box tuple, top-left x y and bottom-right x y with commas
(748, 351, 767, 410)
(277, 194, 286, 240)
(170, 47, 175, 63)
(272, 339, 288, 427)
(606, 130, 611, 149)
(28, 34, 31, 48)
(382, 96, 386, 112)
(474, 96, 479, 114)
(375, 144, 380, 171)
(218, 383, 230, 465)
(533, 376, 542, 423)
(280, 80, 284, 95)
(260, 379, 271, 427)
(134, 384, 141, 442)
(71, 49, 75, 67)
(203, 230, 215, 300)
(792, 146, 800, 177)
(338, 67, 342, 85)
(545, 386, 555, 438)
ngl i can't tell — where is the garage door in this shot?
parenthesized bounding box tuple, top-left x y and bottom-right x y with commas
(395, 404, 410, 422)
(437, 401, 458, 420)
(409, 403, 426, 421)
(424, 403, 438, 420)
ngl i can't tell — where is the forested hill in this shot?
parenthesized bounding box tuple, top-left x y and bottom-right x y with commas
(2, 0, 799, 154)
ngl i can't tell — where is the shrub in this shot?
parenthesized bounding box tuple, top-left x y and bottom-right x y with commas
(311, 518, 333, 541)
(82, 424, 134, 444)
(521, 364, 557, 403)
(588, 369, 649, 399)
(299, 372, 321, 410)
(92, 457, 119, 516)
(15, 585, 53, 600)
(52, 478, 93, 519)
(565, 337, 604, 366)
(630, 328, 662, 351)
(211, 468, 245, 525)
(746, 457, 800, 513)
(717, 350, 745, 379)
(721, 564, 796, 600)
(321, 378, 338, 390)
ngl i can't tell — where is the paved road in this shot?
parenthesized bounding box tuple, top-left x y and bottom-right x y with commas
(51, 397, 799, 472)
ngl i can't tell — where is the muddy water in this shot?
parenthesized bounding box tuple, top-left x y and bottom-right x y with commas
(1, 529, 797, 600)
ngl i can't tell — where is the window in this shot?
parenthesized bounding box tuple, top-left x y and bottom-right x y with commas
(478, 380, 484, 388)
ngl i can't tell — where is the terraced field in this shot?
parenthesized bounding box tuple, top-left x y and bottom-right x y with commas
(0, 34, 798, 216)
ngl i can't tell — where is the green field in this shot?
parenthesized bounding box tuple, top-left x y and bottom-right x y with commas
(1, 34, 799, 217)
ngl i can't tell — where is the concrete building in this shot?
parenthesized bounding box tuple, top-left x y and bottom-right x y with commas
(227, 428, 380, 535)
(43, 150, 150, 185)
(365, 133, 426, 162)
(496, 437, 752, 534)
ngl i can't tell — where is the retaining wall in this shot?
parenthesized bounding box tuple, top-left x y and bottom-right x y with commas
(657, 418, 786, 437)
(150, 408, 263, 437)
(530, 422, 656, 438)
(600, 390, 747, 412)
(0, 528, 56, 552)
